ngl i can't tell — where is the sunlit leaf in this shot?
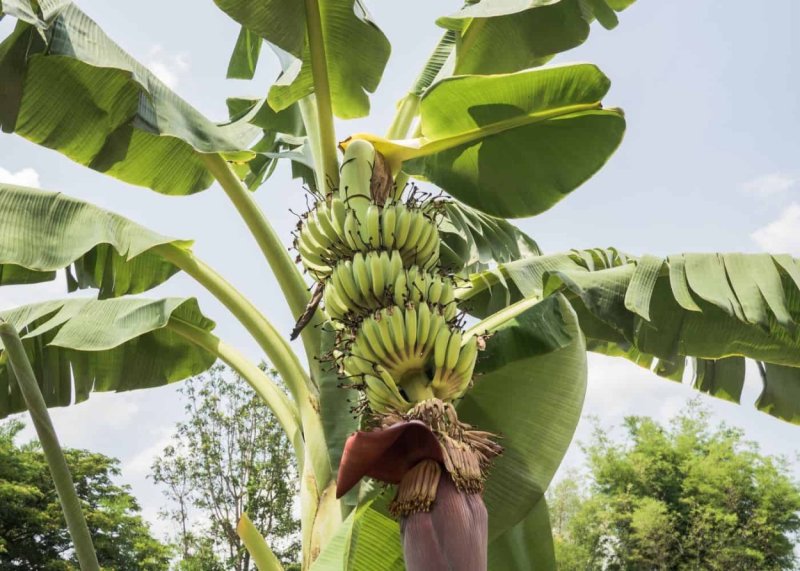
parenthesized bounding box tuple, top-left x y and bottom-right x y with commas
(438, 0, 638, 75)
(226, 98, 312, 190)
(438, 201, 540, 275)
(0, 4, 259, 195)
(227, 26, 264, 80)
(0, 184, 188, 297)
(351, 64, 625, 218)
(214, 0, 390, 119)
(311, 496, 404, 571)
(462, 250, 800, 423)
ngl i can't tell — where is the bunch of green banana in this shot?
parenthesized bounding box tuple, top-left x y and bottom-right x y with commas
(294, 139, 479, 413)
(344, 304, 476, 402)
(296, 198, 441, 279)
(323, 252, 457, 321)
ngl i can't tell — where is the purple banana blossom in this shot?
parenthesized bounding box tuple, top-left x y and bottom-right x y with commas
(402, 472, 487, 571)
(337, 419, 489, 571)
(336, 420, 443, 497)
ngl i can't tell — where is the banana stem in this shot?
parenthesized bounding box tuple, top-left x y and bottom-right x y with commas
(166, 318, 304, 462)
(0, 321, 100, 571)
(199, 153, 324, 383)
(303, 0, 339, 190)
(403, 372, 435, 402)
(154, 243, 313, 402)
(154, 244, 331, 492)
(386, 29, 458, 195)
(298, 96, 325, 193)
(158, 244, 331, 489)
(386, 95, 420, 140)
(237, 513, 286, 571)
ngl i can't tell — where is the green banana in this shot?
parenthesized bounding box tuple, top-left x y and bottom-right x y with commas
(292, 139, 481, 414)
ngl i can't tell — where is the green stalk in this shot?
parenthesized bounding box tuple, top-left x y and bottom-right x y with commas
(403, 372, 435, 401)
(155, 244, 331, 493)
(386, 95, 420, 140)
(0, 321, 100, 571)
(238, 513, 285, 571)
(463, 296, 541, 341)
(386, 30, 456, 195)
(199, 153, 323, 382)
(298, 96, 325, 192)
(385, 29, 457, 140)
(154, 243, 313, 402)
(166, 318, 304, 463)
(303, 0, 339, 190)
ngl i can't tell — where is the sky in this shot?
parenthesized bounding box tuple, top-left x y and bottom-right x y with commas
(1, 0, 799, 541)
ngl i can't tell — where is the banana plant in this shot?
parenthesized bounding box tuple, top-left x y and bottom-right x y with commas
(0, 1, 797, 570)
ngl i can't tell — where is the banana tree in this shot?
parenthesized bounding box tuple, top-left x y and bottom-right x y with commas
(0, 1, 797, 570)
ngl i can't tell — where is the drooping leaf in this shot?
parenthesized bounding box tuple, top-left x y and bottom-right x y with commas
(0, 184, 189, 297)
(692, 356, 746, 404)
(458, 247, 631, 318)
(0, 4, 259, 196)
(438, 0, 638, 76)
(462, 250, 800, 423)
(409, 30, 458, 97)
(214, 0, 390, 119)
(488, 497, 556, 571)
(758, 363, 800, 424)
(227, 26, 264, 80)
(458, 295, 587, 539)
(225, 98, 312, 191)
(438, 201, 540, 275)
(351, 64, 625, 218)
(0, 297, 216, 418)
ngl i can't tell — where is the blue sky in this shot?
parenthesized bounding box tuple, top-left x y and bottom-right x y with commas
(1, 0, 799, 538)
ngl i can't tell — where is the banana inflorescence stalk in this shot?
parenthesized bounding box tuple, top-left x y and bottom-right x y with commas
(293, 139, 501, 570)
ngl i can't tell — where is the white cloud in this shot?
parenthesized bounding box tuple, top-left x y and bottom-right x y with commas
(741, 173, 796, 197)
(0, 271, 69, 311)
(751, 203, 800, 255)
(16, 392, 142, 444)
(122, 428, 174, 478)
(0, 166, 40, 187)
(144, 45, 190, 89)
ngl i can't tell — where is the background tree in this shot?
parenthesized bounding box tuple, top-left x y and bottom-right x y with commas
(549, 401, 800, 570)
(0, 419, 170, 570)
(151, 364, 300, 571)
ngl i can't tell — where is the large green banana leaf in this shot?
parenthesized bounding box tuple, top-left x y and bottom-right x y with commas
(214, 0, 390, 119)
(0, 184, 188, 297)
(311, 495, 404, 571)
(461, 250, 800, 423)
(438, 0, 639, 76)
(0, 297, 216, 418)
(488, 498, 556, 571)
(0, 2, 259, 196)
(459, 294, 587, 539)
(358, 63, 625, 219)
